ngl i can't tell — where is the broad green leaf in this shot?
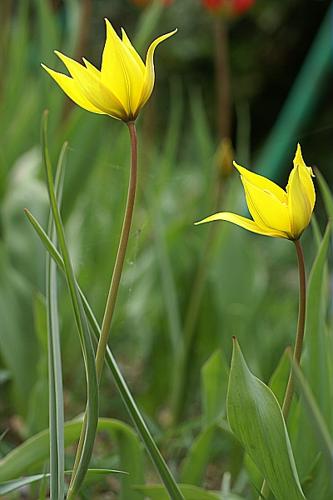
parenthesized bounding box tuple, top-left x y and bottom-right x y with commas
(135, 484, 235, 500)
(201, 350, 228, 426)
(227, 339, 305, 500)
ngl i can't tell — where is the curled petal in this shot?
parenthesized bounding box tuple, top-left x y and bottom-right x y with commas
(140, 29, 178, 107)
(195, 212, 289, 238)
(41, 64, 104, 114)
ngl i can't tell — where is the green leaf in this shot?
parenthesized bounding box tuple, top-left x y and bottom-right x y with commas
(0, 469, 125, 495)
(180, 425, 216, 485)
(269, 347, 290, 406)
(41, 112, 98, 497)
(135, 484, 228, 500)
(302, 223, 331, 414)
(292, 361, 333, 473)
(201, 350, 228, 427)
(25, 208, 184, 499)
(0, 418, 143, 491)
(46, 142, 67, 500)
(316, 169, 333, 220)
(227, 339, 305, 500)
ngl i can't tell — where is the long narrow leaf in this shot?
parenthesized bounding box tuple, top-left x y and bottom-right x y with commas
(0, 469, 125, 496)
(46, 142, 67, 499)
(292, 361, 333, 473)
(25, 207, 184, 498)
(41, 112, 98, 498)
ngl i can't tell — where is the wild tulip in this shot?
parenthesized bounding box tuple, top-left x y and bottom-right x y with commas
(196, 144, 315, 241)
(42, 19, 176, 122)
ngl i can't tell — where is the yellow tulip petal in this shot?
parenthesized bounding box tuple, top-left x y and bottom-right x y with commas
(287, 165, 313, 239)
(55, 51, 124, 119)
(41, 64, 104, 114)
(83, 58, 102, 78)
(195, 212, 288, 238)
(121, 28, 145, 76)
(140, 29, 177, 107)
(233, 161, 287, 204)
(241, 177, 291, 233)
(101, 19, 144, 117)
(292, 144, 316, 212)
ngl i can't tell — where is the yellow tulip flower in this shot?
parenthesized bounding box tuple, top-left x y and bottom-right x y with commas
(42, 19, 177, 122)
(196, 144, 315, 240)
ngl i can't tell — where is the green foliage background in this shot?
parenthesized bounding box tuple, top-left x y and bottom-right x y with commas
(0, 0, 332, 498)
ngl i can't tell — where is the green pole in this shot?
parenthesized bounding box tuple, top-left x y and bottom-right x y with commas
(256, 5, 333, 179)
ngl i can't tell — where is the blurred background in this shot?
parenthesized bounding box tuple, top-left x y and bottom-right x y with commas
(0, 0, 332, 497)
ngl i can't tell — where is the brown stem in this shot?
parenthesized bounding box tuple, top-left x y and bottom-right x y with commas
(95, 121, 138, 381)
(68, 122, 138, 493)
(282, 239, 306, 417)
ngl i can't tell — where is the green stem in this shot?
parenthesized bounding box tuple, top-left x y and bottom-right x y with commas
(260, 239, 306, 500)
(95, 121, 138, 382)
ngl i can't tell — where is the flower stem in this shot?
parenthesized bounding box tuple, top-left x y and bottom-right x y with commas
(69, 121, 184, 499)
(68, 121, 138, 493)
(260, 239, 306, 500)
(95, 121, 138, 382)
(282, 239, 306, 417)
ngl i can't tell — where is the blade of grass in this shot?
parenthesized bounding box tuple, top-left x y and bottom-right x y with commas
(0, 469, 126, 496)
(25, 208, 185, 499)
(46, 142, 67, 500)
(41, 111, 98, 499)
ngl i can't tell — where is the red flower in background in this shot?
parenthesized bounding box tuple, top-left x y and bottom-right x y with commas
(203, 0, 254, 15)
